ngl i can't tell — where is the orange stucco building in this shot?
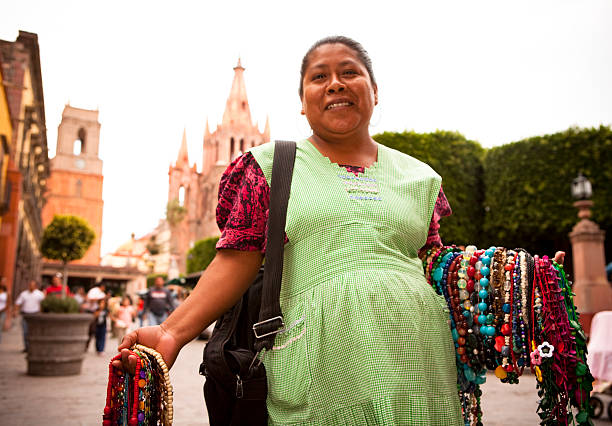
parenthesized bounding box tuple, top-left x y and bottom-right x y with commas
(42, 105, 104, 265)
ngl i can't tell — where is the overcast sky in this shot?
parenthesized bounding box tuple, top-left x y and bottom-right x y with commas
(2, 0, 611, 256)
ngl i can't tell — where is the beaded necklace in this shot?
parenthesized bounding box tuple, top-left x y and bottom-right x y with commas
(553, 261, 594, 425)
(421, 245, 594, 426)
(104, 345, 174, 425)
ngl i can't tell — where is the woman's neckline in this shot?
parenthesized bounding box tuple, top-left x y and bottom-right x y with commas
(303, 138, 380, 172)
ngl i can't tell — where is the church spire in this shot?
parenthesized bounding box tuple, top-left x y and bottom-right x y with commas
(263, 115, 270, 142)
(222, 58, 252, 126)
(176, 128, 189, 168)
(204, 118, 211, 138)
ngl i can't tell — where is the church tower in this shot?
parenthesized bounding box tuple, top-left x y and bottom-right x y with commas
(202, 59, 270, 176)
(167, 129, 200, 272)
(42, 105, 104, 265)
(168, 60, 270, 273)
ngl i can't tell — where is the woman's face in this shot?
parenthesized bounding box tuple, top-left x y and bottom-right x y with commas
(301, 43, 378, 140)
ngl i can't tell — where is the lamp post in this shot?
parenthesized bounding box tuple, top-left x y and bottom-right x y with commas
(568, 172, 611, 335)
(571, 172, 592, 200)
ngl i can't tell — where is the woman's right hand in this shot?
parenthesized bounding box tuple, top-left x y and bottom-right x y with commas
(112, 325, 181, 375)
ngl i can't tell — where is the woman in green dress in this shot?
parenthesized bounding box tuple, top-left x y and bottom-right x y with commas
(116, 36, 463, 424)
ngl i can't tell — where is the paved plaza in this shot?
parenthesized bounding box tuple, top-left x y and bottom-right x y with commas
(0, 323, 608, 425)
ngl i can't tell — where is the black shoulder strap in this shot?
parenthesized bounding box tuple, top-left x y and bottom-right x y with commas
(253, 140, 296, 352)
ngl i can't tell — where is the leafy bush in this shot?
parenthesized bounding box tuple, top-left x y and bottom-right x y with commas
(186, 237, 220, 274)
(41, 295, 80, 313)
(374, 130, 486, 246)
(482, 126, 612, 261)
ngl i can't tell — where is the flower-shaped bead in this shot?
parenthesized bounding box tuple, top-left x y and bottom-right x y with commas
(530, 349, 542, 366)
(537, 341, 554, 358)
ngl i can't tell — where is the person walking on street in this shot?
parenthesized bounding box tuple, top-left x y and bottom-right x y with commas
(143, 277, 174, 326)
(112, 295, 136, 345)
(0, 280, 9, 343)
(45, 273, 71, 297)
(93, 298, 108, 355)
(14, 280, 44, 352)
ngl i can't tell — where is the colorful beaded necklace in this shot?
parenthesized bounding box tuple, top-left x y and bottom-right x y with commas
(104, 344, 174, 425)
(423, 245, 594, 426)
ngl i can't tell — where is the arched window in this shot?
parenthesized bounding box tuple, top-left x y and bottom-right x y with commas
(178, 186, 185, 206)
(230, 137, 235, 158)
(75, 179, 82, 197)
(240, 138, 244, 153)
(73, 128, 86, 155)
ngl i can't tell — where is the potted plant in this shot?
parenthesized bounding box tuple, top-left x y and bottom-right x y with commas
(24, 215, 95, 376)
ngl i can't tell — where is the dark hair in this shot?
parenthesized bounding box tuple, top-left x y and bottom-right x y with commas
(299, 36, 376, 98)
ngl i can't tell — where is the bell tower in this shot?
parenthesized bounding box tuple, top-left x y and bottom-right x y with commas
(42, 104, 104, 264)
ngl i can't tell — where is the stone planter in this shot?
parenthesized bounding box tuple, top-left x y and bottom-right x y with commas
(24, 313, 93, 376)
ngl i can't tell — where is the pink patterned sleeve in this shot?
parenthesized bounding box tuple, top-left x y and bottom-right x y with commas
(425, 185, 452, 247)
(216, 152, 270, 252)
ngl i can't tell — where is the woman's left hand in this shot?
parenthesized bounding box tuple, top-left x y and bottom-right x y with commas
(553, 251, 565, 265)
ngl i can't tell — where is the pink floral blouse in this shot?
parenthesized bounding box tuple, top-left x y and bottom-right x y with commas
(216, 152, 452, 253)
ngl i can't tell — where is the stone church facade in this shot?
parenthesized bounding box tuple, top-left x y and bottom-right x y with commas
(168, 60, 270, 273)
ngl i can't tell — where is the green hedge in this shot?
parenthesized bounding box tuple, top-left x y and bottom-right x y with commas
(374, 130, 486, 246)
(186, 237, 220, 274)
(482, 126, 612, 260)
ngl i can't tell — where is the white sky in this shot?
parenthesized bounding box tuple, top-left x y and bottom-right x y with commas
(2, 0, 611, 256)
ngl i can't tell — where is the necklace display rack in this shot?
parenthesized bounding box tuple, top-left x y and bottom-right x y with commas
(423, 245, 594, 426)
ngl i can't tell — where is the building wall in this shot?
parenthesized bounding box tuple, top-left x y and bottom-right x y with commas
(0, 57, 13, 229)
(42, 170, 104, 264)
(0, 31, 50, 298)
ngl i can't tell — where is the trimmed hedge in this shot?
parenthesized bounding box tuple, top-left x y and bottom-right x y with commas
(374, 127, 612, 265)
(186, 237, 220, 274)
(482, 126, 612, 260)
(374, 130, 486, 246)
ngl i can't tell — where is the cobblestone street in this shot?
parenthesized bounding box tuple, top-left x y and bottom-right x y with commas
(0, 323, 609, 425)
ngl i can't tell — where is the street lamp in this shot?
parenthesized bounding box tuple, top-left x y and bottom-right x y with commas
(571, 172, 592, 200)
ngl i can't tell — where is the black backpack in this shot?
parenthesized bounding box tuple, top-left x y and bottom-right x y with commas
(200, 141, 296, 426)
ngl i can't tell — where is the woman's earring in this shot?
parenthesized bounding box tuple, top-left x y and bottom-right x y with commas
(369, 106, 382, 128)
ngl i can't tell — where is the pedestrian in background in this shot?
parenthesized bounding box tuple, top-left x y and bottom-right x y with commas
(45, 273, 71, 297)
(14, 280, 44, 352)
(73, 286, 86, 306)
(93, 298, 108, 355)
(112, 295, 135, 344)
(143, 277, 174, 326)
(0, 280, 9, 343)
(136, 296, 145, 328)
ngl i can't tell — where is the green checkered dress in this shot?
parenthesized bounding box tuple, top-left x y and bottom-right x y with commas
(250, 140, 462, 425)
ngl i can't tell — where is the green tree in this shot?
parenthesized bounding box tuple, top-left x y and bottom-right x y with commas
(166, 199, 187, 226)
(41, 215, 95, 297)
(374, 130, 486, 245)
(186, 237, 220, 274)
